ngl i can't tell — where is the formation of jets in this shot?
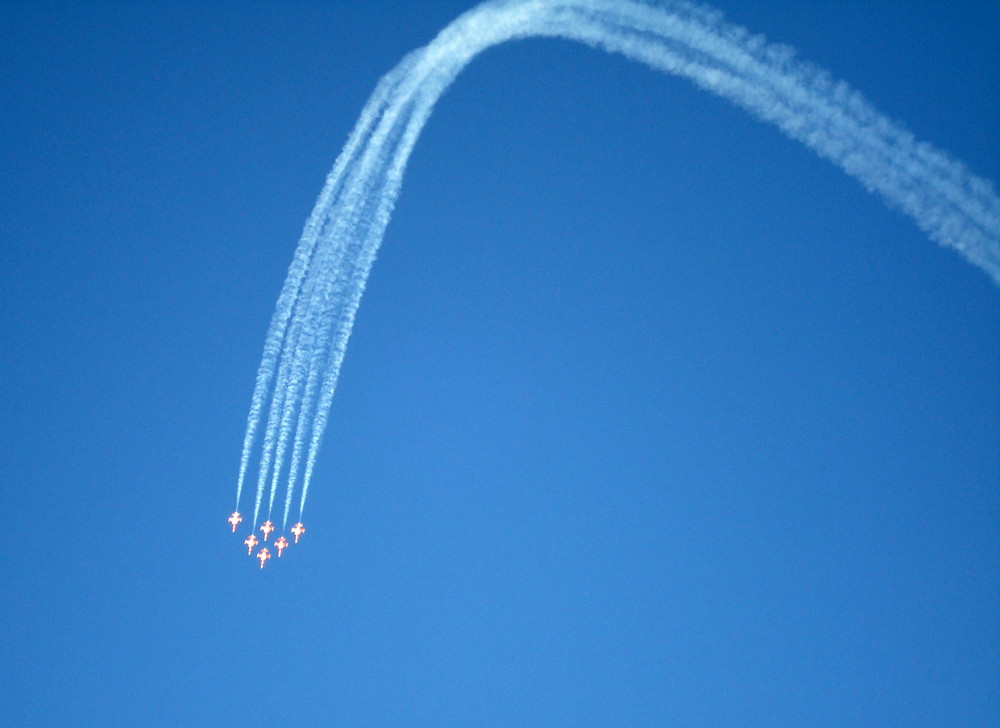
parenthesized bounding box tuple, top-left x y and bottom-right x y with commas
(228, 512, 305, 568)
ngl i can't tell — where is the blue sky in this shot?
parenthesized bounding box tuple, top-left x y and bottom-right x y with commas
(1, 1, 997, 726)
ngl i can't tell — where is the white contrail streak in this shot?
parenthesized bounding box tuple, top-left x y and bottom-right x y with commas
(236, 0, 1000, 524)
(233, 64, 416, 515)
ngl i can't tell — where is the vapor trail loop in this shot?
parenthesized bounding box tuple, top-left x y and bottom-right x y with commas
(235, 0, 1000, 524)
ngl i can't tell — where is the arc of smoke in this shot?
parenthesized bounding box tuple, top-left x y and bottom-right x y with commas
(279, 208, 375, 528)
(251, 208, 351, 527)
(275, 210, 361, 529)
(250, 319, 297, 527)
(234, 64, 418, 513)
(238, 0, 1000, 520)
(254, 203, 362, 527)
(281, 339, 326, 529)
(263, 303, 313, 521)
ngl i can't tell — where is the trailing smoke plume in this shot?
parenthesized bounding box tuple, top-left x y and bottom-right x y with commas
(233, 0, 1000, 530)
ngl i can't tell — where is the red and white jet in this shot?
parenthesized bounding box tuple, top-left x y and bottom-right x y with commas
(260, 521, 275, 541)
(228, 511, 243, 532)
(257, 548, 271, 569)
(291, 522, 306, 543)
(244, 533, 258, 555)
(275, 536, 289, 557)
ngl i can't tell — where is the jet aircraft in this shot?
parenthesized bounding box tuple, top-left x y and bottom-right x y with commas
(228, 511, 243, 532)
(291, 522, 306, 543)
(257, 548, 271, 569)
(275, 536, 289, 557)
(244, 533, 259, 555)
(260, 521, 275, 541)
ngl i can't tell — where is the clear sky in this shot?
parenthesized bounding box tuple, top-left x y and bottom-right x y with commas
(1, 1, 997, 726)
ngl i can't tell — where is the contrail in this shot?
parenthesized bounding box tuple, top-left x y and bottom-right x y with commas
(253, 211, 358, 527)
(233, 61, 417, 514)
(236, 0, 1000, 526)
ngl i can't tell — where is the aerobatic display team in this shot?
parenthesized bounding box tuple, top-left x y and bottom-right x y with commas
(230, 0, 1000, 567)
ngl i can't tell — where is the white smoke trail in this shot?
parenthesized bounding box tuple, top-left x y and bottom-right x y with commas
(252, 218, 357, 526)
(251, 227, 349, 527)
(234, 64, 420, 513)
(250, 324, 296, 527)
(281, 347, 323, 528)
(238, 0, 999, 522)
(280, 257, 360, 529)
(272, 215, 361, 528)
(264, 318, 309, 520)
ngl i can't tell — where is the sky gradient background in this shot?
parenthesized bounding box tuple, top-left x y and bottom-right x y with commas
(2, 1, 998, 725)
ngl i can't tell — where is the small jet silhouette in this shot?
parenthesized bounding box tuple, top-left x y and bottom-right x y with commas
(243, 533, 259, 555)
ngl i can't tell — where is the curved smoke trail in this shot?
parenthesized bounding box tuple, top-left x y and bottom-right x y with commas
(235, 0, 1000, 525)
